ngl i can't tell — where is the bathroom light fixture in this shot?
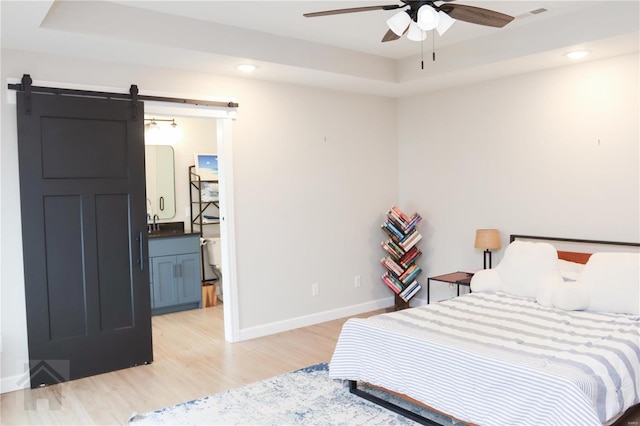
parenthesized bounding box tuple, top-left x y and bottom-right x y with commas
(236, 64, 257, 73)
(145, 118, 159, 131)
(565, 50, 589, 59)
(144, 118, 181, 145)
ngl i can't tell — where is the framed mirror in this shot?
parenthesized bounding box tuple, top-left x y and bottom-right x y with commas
(145, 145, 176, 219)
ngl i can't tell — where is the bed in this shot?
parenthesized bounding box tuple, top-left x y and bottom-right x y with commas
(329, 235, 640, 425)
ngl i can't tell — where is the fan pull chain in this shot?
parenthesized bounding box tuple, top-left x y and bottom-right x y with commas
(432, 30, 436, 62)
(421, 33, 424, 70)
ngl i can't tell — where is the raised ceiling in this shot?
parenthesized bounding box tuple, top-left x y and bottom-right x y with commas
(1, 1, 638, 97)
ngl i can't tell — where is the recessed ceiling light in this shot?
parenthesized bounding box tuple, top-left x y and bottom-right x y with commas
(565, 50, 590, 60)
(236, 64, 257, 73)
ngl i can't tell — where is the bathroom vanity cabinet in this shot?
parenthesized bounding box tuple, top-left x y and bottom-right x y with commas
(148, 233, 201, 315)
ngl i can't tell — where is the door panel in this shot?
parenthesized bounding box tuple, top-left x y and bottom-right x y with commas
(16, 91, 152, 387)
(43, 195, 87, 341)
(41, 116, 128, 179)
(95, 194, 134, 331)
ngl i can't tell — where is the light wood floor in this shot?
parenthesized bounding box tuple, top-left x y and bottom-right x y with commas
(0, 305, 381, 425)
(2, 306, 639, 426)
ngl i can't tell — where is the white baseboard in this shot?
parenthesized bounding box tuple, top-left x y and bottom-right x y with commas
(1, 373, 28, 394)
(238, 297, 393, 341)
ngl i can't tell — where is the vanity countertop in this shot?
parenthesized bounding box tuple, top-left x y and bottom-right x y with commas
(148, 230, 199, 239)
(147, 221, 197, 239)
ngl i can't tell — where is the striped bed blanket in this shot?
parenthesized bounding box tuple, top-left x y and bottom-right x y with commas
(329, 292, 640, 425)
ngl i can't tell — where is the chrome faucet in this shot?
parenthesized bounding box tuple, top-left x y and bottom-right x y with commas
(153, 214, 159, 231)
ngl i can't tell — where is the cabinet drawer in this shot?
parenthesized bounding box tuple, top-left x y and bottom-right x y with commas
(148, 234, 200, 257)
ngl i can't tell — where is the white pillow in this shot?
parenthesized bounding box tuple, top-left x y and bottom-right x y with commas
(536, 273, 563, 307)
(558, 259, 585, 281)
(497, 241, 560, 298)
(552, 280, 590, 311)
(583, 252, 640, 315)
(470, 269, 502, 293)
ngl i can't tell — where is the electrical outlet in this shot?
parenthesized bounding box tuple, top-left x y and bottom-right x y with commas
(354, 275, 361, 288)
(311, 283, 319, 296)
(185, 206, 190, 218)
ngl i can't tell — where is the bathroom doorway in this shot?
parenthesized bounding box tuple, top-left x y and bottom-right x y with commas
(146, 101, 239, 343)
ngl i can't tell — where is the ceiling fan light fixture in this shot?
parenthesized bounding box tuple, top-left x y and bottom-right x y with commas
(407, 20, 427, 42)
(417, 5, 439, 31)
(436, 11, 455, 36)
(386, 10, 411, 36)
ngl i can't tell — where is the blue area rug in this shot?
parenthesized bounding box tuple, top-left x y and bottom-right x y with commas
(128, 363, 458, 425)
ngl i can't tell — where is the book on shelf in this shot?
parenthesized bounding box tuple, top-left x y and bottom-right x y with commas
(406, 213, 422, 232)
(381, 273, 402, 294)
(385, 212, 407, 234)
(381, 221, 404, 240)
(388, 205, 422, 233)
(400, 280, 419, 297)
(405, 285, 421, 301)
(381, 257, 404, 276)
(399, 264, 421, 284)
(386, 239, 404, 256)
(381, 223, 400, 241)
(399, 230, 422, 251)
(391, 205, 411, 225)
(385, 272, 404, 290)
(381, 241, 403, 260)
(399, 246, 421, 268)
(400, 281, 422, 301)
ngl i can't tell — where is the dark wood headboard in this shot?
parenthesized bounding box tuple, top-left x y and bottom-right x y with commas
(509, 235, 640, 265)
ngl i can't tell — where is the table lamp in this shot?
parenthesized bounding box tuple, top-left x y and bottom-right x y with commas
(475, 229, 501, 269)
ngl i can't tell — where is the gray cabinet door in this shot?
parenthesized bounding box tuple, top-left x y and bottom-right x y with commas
(151, 255, 180, 308)
(16, 91, 152, 387)
(177, 253, 201, 304)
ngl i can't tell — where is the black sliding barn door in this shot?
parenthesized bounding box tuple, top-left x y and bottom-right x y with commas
(16, 92, 152, 387)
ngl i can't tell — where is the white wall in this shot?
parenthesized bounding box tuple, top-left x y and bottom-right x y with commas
(399, 53, 640, 302)
(4, 48, 636, 392)
(0, 50, 398, 391)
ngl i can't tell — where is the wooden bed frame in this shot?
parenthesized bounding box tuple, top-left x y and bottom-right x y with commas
(348, 234, 640, 426)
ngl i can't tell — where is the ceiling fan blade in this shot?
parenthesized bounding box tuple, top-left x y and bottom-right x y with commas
(381, 28, 401, 42)
(304, 4, 401, 18)
(439, 4, 514, 28)
(381, 22, 410, 43)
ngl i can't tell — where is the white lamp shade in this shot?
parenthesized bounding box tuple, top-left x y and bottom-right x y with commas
(436, 11, 455, 36)
(407, 21, 427, 41)
(417, 5, 439, 31)
(387, 11, 411, 36)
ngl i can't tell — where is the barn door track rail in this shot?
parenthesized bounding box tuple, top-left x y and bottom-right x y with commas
(8, 74, 239, 117)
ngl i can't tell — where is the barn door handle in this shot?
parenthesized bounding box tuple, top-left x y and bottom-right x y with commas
(136, 232, 144, 271)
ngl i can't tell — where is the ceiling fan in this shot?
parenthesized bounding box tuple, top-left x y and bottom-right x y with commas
(304, 1, 514, 43)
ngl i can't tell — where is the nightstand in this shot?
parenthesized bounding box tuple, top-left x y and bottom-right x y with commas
(427, 271, 474, 304)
